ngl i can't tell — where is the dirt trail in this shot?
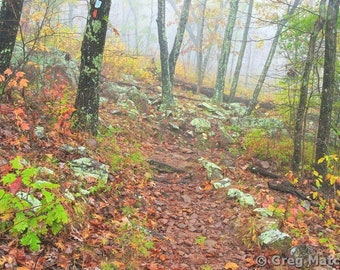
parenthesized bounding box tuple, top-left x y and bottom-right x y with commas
(140, 142, 252, 269)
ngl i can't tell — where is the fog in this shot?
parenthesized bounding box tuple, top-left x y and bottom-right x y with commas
(19, 0, 320, 89)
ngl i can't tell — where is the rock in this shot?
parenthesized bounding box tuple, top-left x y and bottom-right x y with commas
(199, 157, 223, 180)
(228, 103, 247, 116)
(255, 216, 280, 232)
(61, 144, 88, 155)
(181, 147, 194, 154)
(101, 82, 126, 102)
(169, 122, 180, 131)
(34, 126, 45, 139)
(38, 166, 54, 176)
(227, 188, 255, 206)
(190, 118, 211, 133)
(116, 97, 139, 118)
(86, 138, 98, 150)
(13, 46, 79, 87)
(205, 239, 217, 247)
(177, 223, 186, 229)
(60, 144, 75, 152)
(197, 102, 230, 119)
(258, 229, 292, 252)
(99, 96, 108, 105)
(289, 244, 315, 260)
(253, 208, 273, 217)
(188, 253, 206, 265)
(219, 125, 235, 144)
(181, 194, 192, 203)
(69, 157, 109, 183)
(102, 83, 149, 114)
(213, 178, 232, 189)
(16, 191, 41, 211)
(126, 86, 150, 113)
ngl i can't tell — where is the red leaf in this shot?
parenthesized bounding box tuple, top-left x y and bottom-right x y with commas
(20, 122, 30, 131)
(10, 177, 22, 194)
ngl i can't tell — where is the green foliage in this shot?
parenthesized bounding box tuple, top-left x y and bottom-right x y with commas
(0, 157, 68, 251)
(195, 235, 207, 246)
(97, 125, 148, 176)
(201, 265, 213, 270)
(244, 128, 293, 167)
(115, 217, 154, 259)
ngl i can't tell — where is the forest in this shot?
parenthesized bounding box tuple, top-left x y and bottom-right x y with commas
(0, 0, 339, 269)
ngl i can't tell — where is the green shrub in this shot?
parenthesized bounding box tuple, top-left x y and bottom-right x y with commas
(0, 156, 68, 251)
(244, 128, 293, 167)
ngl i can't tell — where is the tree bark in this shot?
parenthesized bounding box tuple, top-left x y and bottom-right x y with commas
(169, 0, 191, 87)
(246, 0, 301, 115)
(157, 0, 191, 109)
(291, 0, 326, 174)
(213, 0, 239, 104)
(315, 0, 339, 194)
(75, 0, 111, 135)
(156, 0, 173, 109)
(195, 0, 207, 94)
(228, 0, 253, 104)
(0, 0, 24, 74)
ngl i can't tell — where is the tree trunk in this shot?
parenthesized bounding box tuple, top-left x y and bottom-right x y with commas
(75, 0, 111, 135)
(195, 0, 207, 94)
(169, 0, 191, 87)
(157, 0, 191, 109)
(315, 0, 339, 194)
(291, 0, 326, 174)
(0, 0, 24, 74)
(228, 0, 253, 104)
(156, 0, 173, 109)
(246, 0, 301, 115)
(128, 0, 139, 54)
(213, 0, 239, 104)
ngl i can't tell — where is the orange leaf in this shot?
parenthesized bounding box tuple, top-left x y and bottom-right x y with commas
(20, 122, 30, 131)
(159, 254, 167, 261)
(0, 74, 5, 81)
(4, 68, 12, 76)
(16, 71, 25, 78)
(13, 107, 24, 116)
(8, 79, 17, 88)
(202, 181, 213, 191)
(19, 78, 29, 88)
(225, 262, 239, 270)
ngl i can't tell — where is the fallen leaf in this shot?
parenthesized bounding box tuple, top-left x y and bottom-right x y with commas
(225, 262, 239, 270)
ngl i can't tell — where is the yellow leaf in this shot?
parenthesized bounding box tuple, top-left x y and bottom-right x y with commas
(225, 262, 239, 270)
(255, 40, 264, 49)
(329, 175, 336, 185)
(318, 157, 325, 164)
